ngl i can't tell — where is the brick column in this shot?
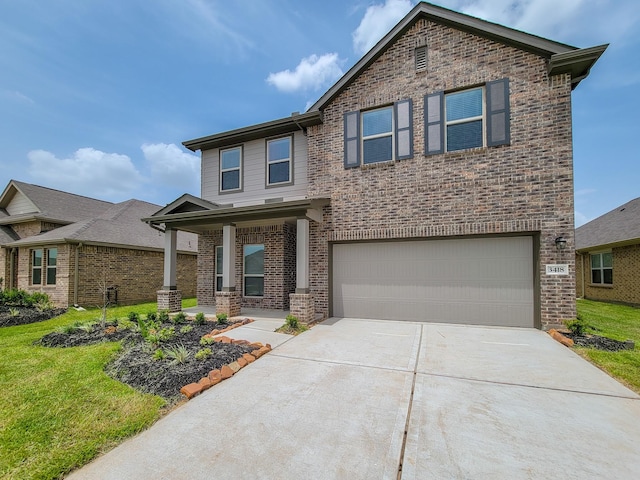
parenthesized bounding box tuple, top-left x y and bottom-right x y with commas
(157, 289, 182, 313)
(215, 290, 241, 317)
(289, 293, 315, 324)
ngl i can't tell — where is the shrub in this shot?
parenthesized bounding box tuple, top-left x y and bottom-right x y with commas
(179, 325, 193, 334)
(165, 344, 191, 365)
(146, 311, 157, 322)
(216, 313, 228, 325)
(77, 322, 95, 333)
(565, 318, 592, 336)
(152, 349, 165, 361)
(158, 310, 170, 322)
(285, 314, 299, 329)
(199, 336, 215, 346)
(127, 312, 140, 323)
(195, 348, 212, 360)
(194, 312, 206, 325)
(9, 307, 20, 317)
(171, 312, 187, 324)
(117, 319, 135, 331)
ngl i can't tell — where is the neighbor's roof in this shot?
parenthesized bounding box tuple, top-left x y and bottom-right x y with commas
(5, 199, 197, 253)
(576, 197, 640, 251)
(0, 180, 113, 225)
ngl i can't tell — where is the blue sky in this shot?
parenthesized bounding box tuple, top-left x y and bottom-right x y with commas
(0, 0, 638, 226)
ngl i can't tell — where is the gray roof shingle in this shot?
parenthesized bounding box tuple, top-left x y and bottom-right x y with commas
(575, 197, 640, 251)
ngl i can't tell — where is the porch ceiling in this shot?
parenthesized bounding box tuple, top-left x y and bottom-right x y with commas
(142, 198, 330, 234)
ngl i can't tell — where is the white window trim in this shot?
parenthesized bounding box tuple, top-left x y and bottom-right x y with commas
(266, 136, 293, 187)
(31, 248, 43, 285)
(46, 247, 57, 285)
(361, 105, 395, 165)
(215, 246, 223, 292)
(219, 146, 242, 193)
(32, 247, 57, 285)
(444, 86, 486, 152)
(590, 251, 613, 285)
(243, 244, 265, 297)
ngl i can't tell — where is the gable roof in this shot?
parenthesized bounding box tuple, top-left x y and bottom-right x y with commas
(4, 199, 197, 253)
(0, 180, 113, 226)
(576, 197, 640, 251)
(0, 225, 19, 245)
(309, 1, 607, 111)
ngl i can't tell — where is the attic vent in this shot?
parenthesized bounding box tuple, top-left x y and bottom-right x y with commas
(415, 46, 427, 71)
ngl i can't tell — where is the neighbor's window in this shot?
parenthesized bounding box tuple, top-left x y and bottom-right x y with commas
(362, 106, 394, 164)
(591, 252, 613, 285)
(267, 136, 292, 185)
(445, 87, 484, 152)
(220, 146, 242, 192)
(215, 246, 223, 292)
(243, 244, 264, 297)
(46, 248, 57, 285)
(32, 249, 43, 285)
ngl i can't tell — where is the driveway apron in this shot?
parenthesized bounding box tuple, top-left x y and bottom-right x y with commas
(69, 319, 640, 479)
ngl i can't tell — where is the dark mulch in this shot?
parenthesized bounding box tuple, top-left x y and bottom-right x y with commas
(39, 320, 255, 401)
(562, 331, 635, 352)
(0, 306, 67, 327)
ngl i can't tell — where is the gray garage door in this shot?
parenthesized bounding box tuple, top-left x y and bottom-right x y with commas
(332, 236, 534, 327)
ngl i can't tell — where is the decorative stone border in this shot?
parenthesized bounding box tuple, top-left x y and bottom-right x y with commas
(179, 318, 272, 400)
(548, 329, 574, 347)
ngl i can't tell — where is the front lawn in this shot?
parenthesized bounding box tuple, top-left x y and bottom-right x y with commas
(0, 299, 196, 480)
(575, 299, 640, 394)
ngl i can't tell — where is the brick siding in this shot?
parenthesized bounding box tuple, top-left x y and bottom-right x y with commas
(306, 19, 576, 327)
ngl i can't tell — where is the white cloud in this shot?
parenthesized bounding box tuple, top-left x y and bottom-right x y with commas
(266, 53, 344, 93)
(353, 0, 415, 55)
(27, 148, 145, 201)
(2, 90, 35, 104)
(141, 143, 200, 192)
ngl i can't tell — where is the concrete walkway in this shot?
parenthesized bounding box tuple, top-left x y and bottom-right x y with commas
(69, 318, 640, 479)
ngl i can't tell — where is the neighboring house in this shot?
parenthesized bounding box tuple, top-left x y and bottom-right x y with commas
(0, 180, 197, 307)
(575, 197, 640, 306)
(145, 2, 606, 329)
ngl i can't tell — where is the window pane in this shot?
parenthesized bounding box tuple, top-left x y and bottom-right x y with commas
(33, 249, 42, 267)
(602, 252, 612, 268)
(592, 269, 602, 284)
(33, 269, 41, 285)
(603, 268, 613, 284)
(268, 161, 290, 184)
(244, 277, 264, 297)
(221, 148, 240, 170)
(268, 138, 290, 162)
(216, 247, 223, 275)
(446, 88, 482, 121)
(47, 248, 57, 266)
(447, 120, 482, 151)
(363, 136, 393, 164)
(363, 108, 392, 136)
(244, 245, 264, 275)
(591, 254, 601, 268)
(47, 267, 56, 285)
(221, 170, 240, 190)
(216, 276, 223, 292)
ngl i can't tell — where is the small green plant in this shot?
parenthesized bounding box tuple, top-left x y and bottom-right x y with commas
(194, 348, 212, 360)
(565, 317, 593, 336)
(56, 321, 83, 334)
(165, 344, 191, 365)
(127, 312, 140, 323)
(158, 310, 170, 322)
(146, 311, 157, 322)
(194, 312, 206, 325)
(216, 312, 228, 325)
(285, 314, 299, 329)
(180, 325, 193, 334)
(171, 312, 187, 324)
(77, 322, 95, 333)
(137, 317, 149, 339)
(8, 307, 20, 317)
(117, 319, 135, 330)
(152, 348, 165, 361)
(34, 297, 54, 312)
(199, 336, 215, 346)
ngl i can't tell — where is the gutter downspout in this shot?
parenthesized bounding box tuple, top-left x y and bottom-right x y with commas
(74, 243, 83, 307)
(9, 248, 16, 290)
(576, 252, 585, 299)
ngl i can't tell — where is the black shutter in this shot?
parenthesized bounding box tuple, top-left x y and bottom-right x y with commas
(395, 99, 413, 160)
(486, 78, 510, 147)
(344, 110, 360, 168)
(424, 92, 444, 155)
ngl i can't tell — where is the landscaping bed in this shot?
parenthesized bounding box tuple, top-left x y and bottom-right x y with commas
(562, 331, 635, 352)
(0, 305, 67, 327)
(39, 318, 255, 401)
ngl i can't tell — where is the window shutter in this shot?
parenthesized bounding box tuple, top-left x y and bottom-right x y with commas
(344, 111, 360, 168)
(424, 92, 444, 155)
(394, 99, 413, 160)
(486, 78, 510, 147)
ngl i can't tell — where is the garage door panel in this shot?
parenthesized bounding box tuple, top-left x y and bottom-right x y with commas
(332, 237, 534, 327)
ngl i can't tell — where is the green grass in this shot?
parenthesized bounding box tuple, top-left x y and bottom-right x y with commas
(575, 299, 640, 394)
(0, 298, 195, 480)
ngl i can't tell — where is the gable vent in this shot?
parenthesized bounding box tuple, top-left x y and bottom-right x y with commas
(415, 46, 427, 71)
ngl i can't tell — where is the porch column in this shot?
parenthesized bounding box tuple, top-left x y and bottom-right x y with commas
(217, 223, 241, 317)
(157, 228, 181, 312)
(290, 217, 315, 323)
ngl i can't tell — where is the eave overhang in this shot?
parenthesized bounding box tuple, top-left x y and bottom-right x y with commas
(575, 237, 640, 253)
(548, 44, 609, 89)
(183, 110, 323, 152)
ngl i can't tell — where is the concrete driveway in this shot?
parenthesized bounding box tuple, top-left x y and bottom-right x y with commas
(69, 318, 640, 479)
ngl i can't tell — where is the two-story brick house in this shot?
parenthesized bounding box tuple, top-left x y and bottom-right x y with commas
(145, 2, 606, 329)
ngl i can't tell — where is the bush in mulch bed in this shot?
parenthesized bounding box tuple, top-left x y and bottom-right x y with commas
(38, 319, 255, 401)
(0, 306, 67, 327)
(562, 331, 635, 352)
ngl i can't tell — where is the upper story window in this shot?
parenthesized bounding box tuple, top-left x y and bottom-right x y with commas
(343, 99, 413, 169)
(220, 146, 242, 193)
(266, 136, 292, 186)
(425, 78, 510, 155)
(591, 252, 613, 285)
